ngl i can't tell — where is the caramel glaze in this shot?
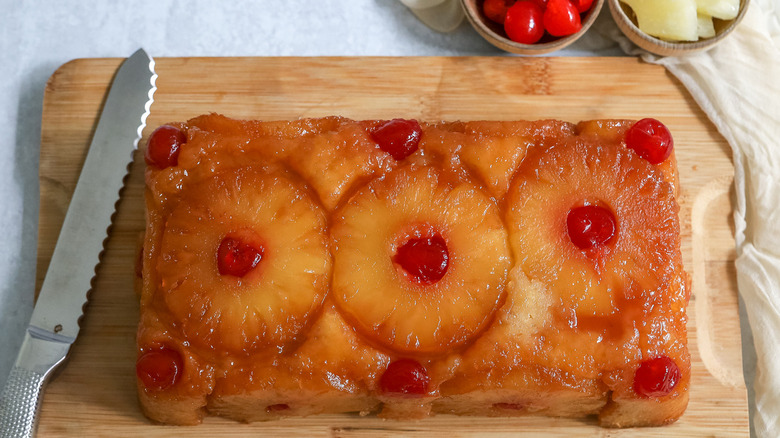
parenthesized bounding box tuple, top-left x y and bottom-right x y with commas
(138, 114, 690, 426)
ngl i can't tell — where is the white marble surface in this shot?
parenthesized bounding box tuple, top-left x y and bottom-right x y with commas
(0, 0, 755, 434)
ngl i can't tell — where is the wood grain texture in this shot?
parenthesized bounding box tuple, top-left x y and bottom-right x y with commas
(35, 56, 748, 436)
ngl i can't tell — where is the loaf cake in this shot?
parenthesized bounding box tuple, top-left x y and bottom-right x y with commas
(136, 114, 690, 427)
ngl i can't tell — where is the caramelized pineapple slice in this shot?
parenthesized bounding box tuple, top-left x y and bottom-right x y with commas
(331, 165, 510, 354)
(505, 137, 682, 331)
(156, 167, 330, 353)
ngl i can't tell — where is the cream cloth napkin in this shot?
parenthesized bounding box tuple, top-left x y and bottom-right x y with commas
(403, 0, 780, 435)
(612, 1, 780, 435)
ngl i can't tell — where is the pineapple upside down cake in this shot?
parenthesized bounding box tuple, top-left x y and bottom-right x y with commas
(137, 114, 690, 428)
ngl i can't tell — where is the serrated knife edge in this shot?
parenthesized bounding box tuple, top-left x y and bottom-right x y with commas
(30, 49, 156, 342)
(0, 48, 156, 438)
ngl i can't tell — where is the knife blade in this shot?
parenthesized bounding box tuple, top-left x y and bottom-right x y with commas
(0, 48, 156, 438)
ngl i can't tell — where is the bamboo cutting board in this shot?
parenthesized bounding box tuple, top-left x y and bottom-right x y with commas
(35, 57, 748, 436)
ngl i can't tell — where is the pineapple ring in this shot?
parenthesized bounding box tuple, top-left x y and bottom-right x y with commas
(331, 165, 511, 354)
(505, 138, 682, 326)
(156, 167, 331, 353)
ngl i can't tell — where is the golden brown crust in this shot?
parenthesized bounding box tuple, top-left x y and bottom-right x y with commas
(138, 114, 689, 427)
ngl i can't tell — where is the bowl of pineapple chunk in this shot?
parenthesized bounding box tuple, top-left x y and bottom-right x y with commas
(609, 0, 749, 55)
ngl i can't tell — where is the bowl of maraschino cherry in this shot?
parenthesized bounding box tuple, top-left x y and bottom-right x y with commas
(460, 0, 604, 54)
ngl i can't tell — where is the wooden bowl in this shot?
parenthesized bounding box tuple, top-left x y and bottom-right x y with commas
(608, 0, 750, 56)
(460, 0, 605, 55)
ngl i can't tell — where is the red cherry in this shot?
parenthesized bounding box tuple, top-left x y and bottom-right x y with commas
(567, 205, 617, 250)
(393, 234, 449, 284)
(136, 347, 183, 390)
(370, 119, 422, 161)
(543, 0, 581, 36)
(570, 0, 594, 12)
(625, 118, 674, 164)
(634, 356, 681, 397)
(504, 1, 545, 44)
(144, 125, 186, 169)
(483, 0, 515, 24)
(217, 236, 264, 277)
(380, 359, 430, 396)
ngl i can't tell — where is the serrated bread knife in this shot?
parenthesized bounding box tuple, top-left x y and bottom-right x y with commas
(0, 49, 157, 437)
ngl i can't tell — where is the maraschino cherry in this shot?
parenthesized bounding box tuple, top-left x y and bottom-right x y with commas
(543, 0, 581, 37)
(504, 1, 545, 44)
(144, 125, 186, 169)
(380, 359, 430, 396)
(136, 346, 184, 391)
(217, 236, 264, 277)
(394, 234, 449, 284)
(567, 205, 617, 250)
(570, 0, 593, 12)
(483, 0, 514, 23)
(634, 356, 681, 397)
(370, 119, 423, 161)
(625, 118, 674, 164)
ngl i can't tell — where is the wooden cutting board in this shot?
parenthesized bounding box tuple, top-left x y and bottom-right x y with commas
(35, 57, 748, 436)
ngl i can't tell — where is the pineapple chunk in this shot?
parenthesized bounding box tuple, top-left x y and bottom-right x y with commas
(697, 13, 717, 38)
(696, 0, 739, 20)
(623, 0, 699, 41)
